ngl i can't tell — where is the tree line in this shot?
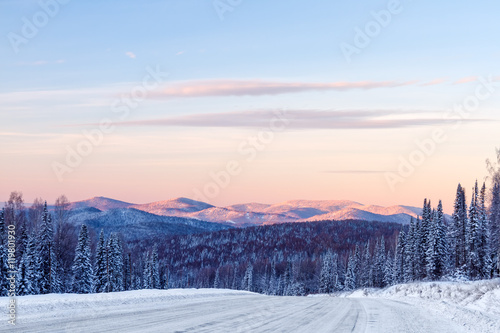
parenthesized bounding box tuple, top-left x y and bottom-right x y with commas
(1, 151, 499, 295)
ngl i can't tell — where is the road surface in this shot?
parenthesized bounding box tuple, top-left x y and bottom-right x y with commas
(6, 293, 470, 333)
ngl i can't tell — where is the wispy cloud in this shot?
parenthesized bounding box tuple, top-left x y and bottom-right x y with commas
(176, 50, 185, 56)
(454, 76, 478, 84)
(0, 132, 62, 138)
(126, 51, 136, 59)
(420, 78, 447, 86)
(110, 109, 487, 130)
(149, 79, 418, 98)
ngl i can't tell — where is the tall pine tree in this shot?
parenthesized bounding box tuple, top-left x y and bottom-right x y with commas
(72, 224, 93, 293)
(319, 251, 336, 293)
(468, 181, 481, 279)
(450, 184, 468, 275)
(37, 202, 53, 294)
(426, 201, 448, 280)
(94, 230, 108, 293)
(108, 233, 124, 292)
(490, 182, 500, 276)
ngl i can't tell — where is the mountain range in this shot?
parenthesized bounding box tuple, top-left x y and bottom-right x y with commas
(67, 206, 230, 240)
(68, 196, 422, 227)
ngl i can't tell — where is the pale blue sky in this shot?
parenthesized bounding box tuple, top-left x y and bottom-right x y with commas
(1, 0, 499, 210)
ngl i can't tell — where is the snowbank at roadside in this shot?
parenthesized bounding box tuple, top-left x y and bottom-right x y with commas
(0, 288, 259, 325)
(345, 279, 500, 332)
(347, 279, 500, 315)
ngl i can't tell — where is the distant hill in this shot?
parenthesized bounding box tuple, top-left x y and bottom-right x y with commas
(67, 206, 231, 240)
(69, 196, 133, 211)
(131, 197, 214, 216)
(67, 196, 424, 226)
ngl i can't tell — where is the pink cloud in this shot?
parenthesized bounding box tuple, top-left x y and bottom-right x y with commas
(149, 79, 417, 98)
(125, 52, 136, 59)
(420, 78, 447, 86)
(454, 76, 478, 84)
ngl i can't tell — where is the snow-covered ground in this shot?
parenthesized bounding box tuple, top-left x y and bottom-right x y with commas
(1, 280, 499, 332)
(343, 278, 500, 332)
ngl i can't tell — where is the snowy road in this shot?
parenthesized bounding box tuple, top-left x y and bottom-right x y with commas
(2, 290, 473, 333)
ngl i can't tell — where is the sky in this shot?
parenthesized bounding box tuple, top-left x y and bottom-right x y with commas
(1, 0, 500, 212)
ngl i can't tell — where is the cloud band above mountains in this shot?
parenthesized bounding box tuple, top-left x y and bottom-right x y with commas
(112, 109, 487, 130)
(148, 79, 417, 98)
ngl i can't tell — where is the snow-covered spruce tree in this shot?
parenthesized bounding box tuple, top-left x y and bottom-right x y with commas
(490, 182, 500, 276)
(17, 232, 38, 296)
(213, 267, 220, 288)
(108, 233, 124, 292)
(151, 244, 160, 289)
(50, 249, 63, 293)
(123, 252, 131, 291)
(231, 265, 239, 290)
(161, 266, 170, 289)
(53, 195, 75, 293)
(130, 262, 138, 290)
(487, 149, 500, 276)
(383, 252, 394, 286)
(283, 262, 293, 295)
(468, 181, 482, 279)
(426, 201, 448, 280)
(449, 184, 468, 275)
(359, 241, 371, 287)
(94, 230, 108, 293)
(287, 281, 306, 296)
(414, 217, 424, 279)
(258, 267, 268, 294)
(24, 233, 38, 294)
(72, 224, 94, 294)
(16, 252, 31, 296)
(417, 199, 432, 280)
(373, 237, 386, 287)
(142, 251, 151, 289)
(355, 242, 367, 287)
(0, 209, 10, 296)
(241, 263, 253, 292)
(393, 229, 406, 284)
(130, 253, 140, 290)
(37, 202, 54, 294)
(267, 261, 277, 295)
(334, 272, 343, 292)
(344, 253, 356, 291)
(478, 183, 493, 278)
(319, 251, 336, 293)
(403, 218, 416, 282)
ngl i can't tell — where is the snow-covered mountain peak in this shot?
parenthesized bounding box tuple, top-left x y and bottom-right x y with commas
(68, 196, 422, 226)
(69, 196, 133, 211)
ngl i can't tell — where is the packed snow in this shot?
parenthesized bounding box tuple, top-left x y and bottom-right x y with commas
(1, 279, 498, 332)
(342, 279, 500, 332)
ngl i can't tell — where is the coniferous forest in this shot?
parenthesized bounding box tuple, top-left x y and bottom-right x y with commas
(1, 159, 500, 297)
